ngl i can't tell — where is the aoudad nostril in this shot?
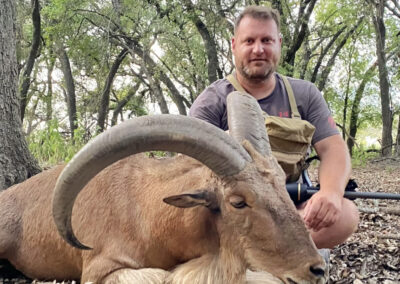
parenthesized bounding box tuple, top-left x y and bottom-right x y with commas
(309, 265, 325, 278)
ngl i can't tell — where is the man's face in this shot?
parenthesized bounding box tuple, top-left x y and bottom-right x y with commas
(232, 16, 282, 81)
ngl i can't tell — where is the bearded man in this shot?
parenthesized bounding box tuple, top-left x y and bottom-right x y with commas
(189, 5, 359, 250)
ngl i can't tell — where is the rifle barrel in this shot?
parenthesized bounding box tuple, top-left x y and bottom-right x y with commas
(286, 183, 400, 204)
(307, 189, 400, 200)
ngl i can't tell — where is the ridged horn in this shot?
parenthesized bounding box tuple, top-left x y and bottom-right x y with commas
(52, 114, 251, 250)
(227, 91, 271, 156)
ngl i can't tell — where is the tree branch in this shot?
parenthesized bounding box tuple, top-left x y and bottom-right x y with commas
(385, 0, 400, 19)
(317, 17, 364, 91)
(284, 0, 318, 67)
(182, 0, 221, 83)
(310, 26, 346, 83)
(97, 48, 128, 133)
(19, 0, 41, 122)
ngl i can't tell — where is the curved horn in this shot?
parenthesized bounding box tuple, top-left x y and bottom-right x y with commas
(227, 91, 271, 156)
(52, 114, 251, 250)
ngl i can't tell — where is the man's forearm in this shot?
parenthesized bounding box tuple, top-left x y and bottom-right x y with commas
(314, 135, 351, 196)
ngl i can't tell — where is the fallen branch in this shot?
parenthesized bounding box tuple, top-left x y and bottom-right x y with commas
(375, 234, 400, 240)
(371, 157, 400, 163)
(358, 206, 400, 215)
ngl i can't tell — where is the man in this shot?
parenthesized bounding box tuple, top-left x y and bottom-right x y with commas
(189, 5, 359, 249)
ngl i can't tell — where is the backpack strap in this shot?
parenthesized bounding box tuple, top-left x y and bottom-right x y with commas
(226, 74, 247, 93)
(226, 73, 301, 119)
(279, 74, 301, 119)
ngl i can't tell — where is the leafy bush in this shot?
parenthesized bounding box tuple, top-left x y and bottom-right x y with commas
(27, 120, 87, 167)
(27, 119, 174, 168)
(351, 145, 380, 168)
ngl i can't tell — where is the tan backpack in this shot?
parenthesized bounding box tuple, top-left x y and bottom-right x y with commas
(226, 74, 315, 182)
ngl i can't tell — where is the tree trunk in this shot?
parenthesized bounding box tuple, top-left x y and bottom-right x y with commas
(343, 89, 349, 141)
(97, 48, 128, 133)
(396, 113, 400, 156)
(342, 50, 354, 140)
(371, 0, 393, 156)
(25, 93, 41, 136)
(283, 0, 318, 69)
(141, 63, 169, 114)
(299, 40, 311, 80)
(19, 0, 41, 122)
(0, 0, 41, 190)
(56, 43, 78, 139)
(24, 65, 40, 136)
(45, 51, 56, 121)
(347, 62, 377, 156)
(182, 0, 222, 83)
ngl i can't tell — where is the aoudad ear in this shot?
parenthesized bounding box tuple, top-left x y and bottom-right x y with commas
(163, 190, 218, 210)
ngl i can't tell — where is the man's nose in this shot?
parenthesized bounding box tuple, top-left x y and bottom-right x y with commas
(252, 42, 264, 54)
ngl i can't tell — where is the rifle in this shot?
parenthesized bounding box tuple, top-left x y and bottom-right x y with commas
(287, 165, 400, 205)
(286, 181, 400, 205)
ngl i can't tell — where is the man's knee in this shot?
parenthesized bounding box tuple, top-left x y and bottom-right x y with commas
(311, 199, 359, 249)
(341, 199, 359, 235)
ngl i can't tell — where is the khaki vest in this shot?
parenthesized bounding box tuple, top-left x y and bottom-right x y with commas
(226, 74, 315, 182)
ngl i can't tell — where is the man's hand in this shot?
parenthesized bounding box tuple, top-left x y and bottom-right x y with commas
(306, 134, 350, 232)
(303, 190, 342, 232)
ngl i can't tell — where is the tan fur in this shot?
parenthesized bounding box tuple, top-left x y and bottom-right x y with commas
(166, 250, 246, 284)
(0, 144, 326, 284)
(245, 270, 283, 284)
(103, 268, 170, 284)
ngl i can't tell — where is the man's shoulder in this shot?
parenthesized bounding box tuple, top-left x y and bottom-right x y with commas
(285, 76, 311, 85)
(190, 78, 232, 129)
(190, 78, 231, 109)
(277, 74, 321, 101)
(202, 78, 233, 97)
(281, 75, 316, 91)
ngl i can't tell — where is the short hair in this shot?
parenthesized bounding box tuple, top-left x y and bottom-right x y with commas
(234, 5, 281, 34)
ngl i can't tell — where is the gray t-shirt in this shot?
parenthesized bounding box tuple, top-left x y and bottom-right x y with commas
(189, 73, 339, 145)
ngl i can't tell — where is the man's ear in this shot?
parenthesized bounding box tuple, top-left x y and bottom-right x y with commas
(231, 37, 236, 51)
(163, 190, 218, 210)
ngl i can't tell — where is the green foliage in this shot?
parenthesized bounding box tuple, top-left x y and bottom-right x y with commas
(351, 145, 380, 168)
(27, 120, 87, 167)
(146, 151, 176, 158)
(127, 96, 148, 117)
(16, 0, 400, 161)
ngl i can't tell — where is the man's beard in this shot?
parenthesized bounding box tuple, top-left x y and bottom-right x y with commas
(238, 61, 277, 81)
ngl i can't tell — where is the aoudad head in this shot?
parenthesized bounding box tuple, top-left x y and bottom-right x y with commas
(167, 92, 327, 283)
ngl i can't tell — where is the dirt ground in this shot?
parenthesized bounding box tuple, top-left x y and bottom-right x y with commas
(1, 158, 399, 284)
(328, 158, 400, 284)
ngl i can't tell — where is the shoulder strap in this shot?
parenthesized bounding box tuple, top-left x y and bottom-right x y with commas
(227, 73, 301, 119)
(226, 74, 270, 117)
(226, 74, 247, 93)
(279, 74, 301, 119)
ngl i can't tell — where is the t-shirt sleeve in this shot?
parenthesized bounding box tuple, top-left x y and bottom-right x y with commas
(189, 85, 226, 129)
(301, 83, 339, 145)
